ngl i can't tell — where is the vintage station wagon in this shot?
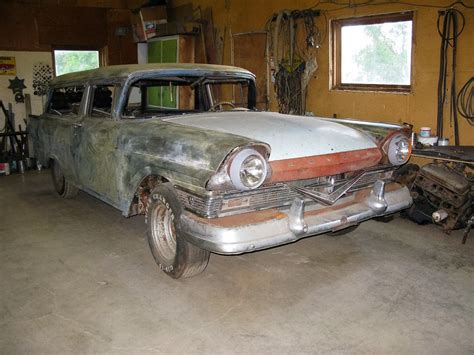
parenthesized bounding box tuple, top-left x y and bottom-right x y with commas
(30, 63, 413, 278)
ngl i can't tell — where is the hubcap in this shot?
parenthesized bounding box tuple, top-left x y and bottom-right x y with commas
(151, 201, 177, 265)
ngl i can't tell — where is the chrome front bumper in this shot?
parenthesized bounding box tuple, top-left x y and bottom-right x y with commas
(180, 182, 412, 255)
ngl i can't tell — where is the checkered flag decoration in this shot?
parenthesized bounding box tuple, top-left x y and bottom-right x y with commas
(32, 62, 53, 96)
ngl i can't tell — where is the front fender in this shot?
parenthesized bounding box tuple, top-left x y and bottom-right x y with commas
(117, 154, 214, 216)
(116, 120, 255, 215)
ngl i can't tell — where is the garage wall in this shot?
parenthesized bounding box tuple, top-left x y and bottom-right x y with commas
(171, 0, 474, 145)
(0, 51, 52, 130)
(0, 2, 137, 66)
(0, 2, 138, 129)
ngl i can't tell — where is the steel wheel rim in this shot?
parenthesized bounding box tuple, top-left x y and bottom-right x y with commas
(151, 202, 177, 264)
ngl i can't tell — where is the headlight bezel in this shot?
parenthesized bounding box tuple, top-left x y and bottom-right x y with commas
(385, 133, 412, 166)
(206, 144, 271, 191)
(229, 149, 268, 190)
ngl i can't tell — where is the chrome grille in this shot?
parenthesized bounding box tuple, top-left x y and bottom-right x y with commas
(177, 168, 395, 218)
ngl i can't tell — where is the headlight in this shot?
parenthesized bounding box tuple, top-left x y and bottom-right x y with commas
(229, 149, 268, 190)
(387, 134, 411, 165)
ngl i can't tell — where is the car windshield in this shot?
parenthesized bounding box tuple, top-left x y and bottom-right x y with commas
(123, 76, 254, 118)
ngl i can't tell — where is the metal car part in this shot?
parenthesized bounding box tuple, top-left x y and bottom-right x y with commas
(177, 167, 396, 218)
(407, 162, 473, 232)
(290, 170, 365, 205)
(387, 133, 411, 165)
(180, 182, 412, 255)
(229, 148, 268, 190)
(206, 143, 271, 192)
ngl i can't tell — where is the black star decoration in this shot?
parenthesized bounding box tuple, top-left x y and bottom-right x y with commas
(8, 76, 27, 103)
(8, 76, 27, 92)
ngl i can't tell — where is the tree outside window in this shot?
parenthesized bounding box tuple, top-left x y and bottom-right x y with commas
(54, 50, 100, 76)
(331, 12, 414, 92)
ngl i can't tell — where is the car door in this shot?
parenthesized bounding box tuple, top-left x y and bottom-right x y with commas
(72, 83, 122, 207)
(39, 85, 86, 183)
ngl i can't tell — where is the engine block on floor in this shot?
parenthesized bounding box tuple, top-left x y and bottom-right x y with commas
(407, 162, 473, 232)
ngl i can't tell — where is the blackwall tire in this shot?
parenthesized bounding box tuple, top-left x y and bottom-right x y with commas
(51, 160, 78, 199)
(146, 183, 210, 279)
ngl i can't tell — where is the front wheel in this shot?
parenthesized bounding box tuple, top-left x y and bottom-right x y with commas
(146, 183, 210, 279)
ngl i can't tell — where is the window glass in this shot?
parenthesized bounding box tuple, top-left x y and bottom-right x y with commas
(54, 50, 100, 76)
(124, 79, 198, 118)
(47, 86, 84, 116)
(207, 82, 249, 109)
(332, 12, 413, 91)
(341, 21, 412, 85)
(123, 77, 253, 118)
(91, 85, 116, 118)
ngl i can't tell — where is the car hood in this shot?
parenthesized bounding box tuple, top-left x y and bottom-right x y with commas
(165, 111, 378, 161)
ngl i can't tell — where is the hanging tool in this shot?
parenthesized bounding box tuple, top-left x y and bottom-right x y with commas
(436, 8, 465, 146)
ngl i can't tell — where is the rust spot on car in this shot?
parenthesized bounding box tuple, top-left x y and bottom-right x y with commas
(187, 208, 286, 228)
(269, 148, 382, 182)
(186, 182, 403, 227)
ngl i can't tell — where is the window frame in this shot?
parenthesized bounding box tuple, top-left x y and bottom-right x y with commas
(330, 11, 415, 93)
(46, 85, 86, 118)
(87, 83, 121, 120)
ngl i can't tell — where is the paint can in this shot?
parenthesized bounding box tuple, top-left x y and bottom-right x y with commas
(0, 162, 10, 176)
(420, 127, 431, 137)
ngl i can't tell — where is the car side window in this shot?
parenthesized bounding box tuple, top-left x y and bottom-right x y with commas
(90, 85, 116, 118)
(47, 86, 84, 117)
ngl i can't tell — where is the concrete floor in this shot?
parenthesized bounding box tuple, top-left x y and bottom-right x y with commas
(0, 170, 473, 354)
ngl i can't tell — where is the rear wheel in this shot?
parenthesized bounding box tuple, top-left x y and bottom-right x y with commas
(51, 160, 78, 198)
(146, 183, 210, 279)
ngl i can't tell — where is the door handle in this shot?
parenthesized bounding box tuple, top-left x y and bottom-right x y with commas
(73, 123, 83, 129)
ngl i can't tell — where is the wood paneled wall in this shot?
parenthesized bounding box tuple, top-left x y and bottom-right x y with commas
(0, 2, 137, 64)
(170, 0, 474, 146)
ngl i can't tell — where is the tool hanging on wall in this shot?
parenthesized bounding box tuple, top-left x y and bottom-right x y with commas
(0, 101, 31, 174)
(436, 8, 465, 146)
(457, 76, 474, 126)
(266, 9, 321, 115)
(8, 76, 27, 103)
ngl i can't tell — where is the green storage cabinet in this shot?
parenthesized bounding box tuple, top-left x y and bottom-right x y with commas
(146, 35, 195, 109)
(147, 37, 178, 108)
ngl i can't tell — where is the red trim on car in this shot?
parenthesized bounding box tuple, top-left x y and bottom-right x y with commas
(268, 148, 382, 183)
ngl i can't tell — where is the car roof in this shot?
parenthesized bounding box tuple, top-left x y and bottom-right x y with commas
(51, 63, 255, 87)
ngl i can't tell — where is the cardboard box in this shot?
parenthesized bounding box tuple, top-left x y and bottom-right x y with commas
(130, 11, 146, 42)
(150, 22, 200, 38)
(139, 5, 168, 40)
